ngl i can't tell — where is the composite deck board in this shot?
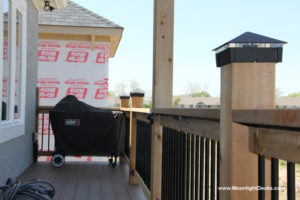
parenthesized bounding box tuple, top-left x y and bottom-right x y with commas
(18, 158, 145, 200)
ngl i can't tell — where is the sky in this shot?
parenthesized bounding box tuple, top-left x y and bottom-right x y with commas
(73, 0, 300, 97)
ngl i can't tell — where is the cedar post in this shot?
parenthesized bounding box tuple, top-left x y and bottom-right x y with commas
(151, 0, 174, 199)
(130, 89, 145, 108)
(215, 32, 286, 200)
(128, 90, 144, 184)
(129, 110, 137, 184)
(119, 95, 130, 108)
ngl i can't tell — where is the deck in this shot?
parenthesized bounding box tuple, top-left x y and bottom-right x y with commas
(18, 157, 146, 200)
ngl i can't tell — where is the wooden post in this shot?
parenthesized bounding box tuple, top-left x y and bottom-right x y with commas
(130, 89, 145, 108)
(220, 63, 275, 199)
(119, 95, 130, 108)
(151, 0, 174, 199)
(216, 32, 285, 200)
(129, 111, 137, 184)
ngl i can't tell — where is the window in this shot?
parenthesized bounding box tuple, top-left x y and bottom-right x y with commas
(0, 0, 27, 143)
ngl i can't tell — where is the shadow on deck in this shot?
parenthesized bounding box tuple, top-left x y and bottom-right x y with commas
(18, 157, 146, 200)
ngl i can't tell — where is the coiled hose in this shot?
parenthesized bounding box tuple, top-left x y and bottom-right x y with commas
(0, 177, 55, 200)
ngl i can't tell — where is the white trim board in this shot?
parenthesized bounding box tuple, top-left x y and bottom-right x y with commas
(0, 0, 27, 144)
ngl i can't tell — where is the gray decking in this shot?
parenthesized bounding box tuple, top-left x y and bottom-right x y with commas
(18, 158, 146, 200)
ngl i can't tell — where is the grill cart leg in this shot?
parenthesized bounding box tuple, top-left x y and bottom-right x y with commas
(112, 156, 117, 167)
(108, 155, 113, 163)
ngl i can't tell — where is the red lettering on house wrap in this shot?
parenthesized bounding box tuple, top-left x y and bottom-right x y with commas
(3, 39, 8, 60)
(39, 87, 59, 98)
(38, 50, 59, 62)
(94, 78, 109, 100)
(94, 88, 108, 100)
(2, 77, 8, 98)
(66, 51, 89, 63)
(66, 87, 88, 99)
(96, 52, 109, 64)
(95, 43, 109, 64)
(94, 78, 108, 88)
(66, 42, 90, 50)
(64, 79, 89, 85)
(38, 41, 61, 48)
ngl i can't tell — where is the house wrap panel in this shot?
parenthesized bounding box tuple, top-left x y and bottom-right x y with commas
(37, 40, 109, 107)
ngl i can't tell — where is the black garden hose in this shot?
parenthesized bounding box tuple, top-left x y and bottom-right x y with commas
(0, 177, 55, 200)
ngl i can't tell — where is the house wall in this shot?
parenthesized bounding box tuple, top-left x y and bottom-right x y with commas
(37, 40, 109, 107)
(0, 0, 38, 184)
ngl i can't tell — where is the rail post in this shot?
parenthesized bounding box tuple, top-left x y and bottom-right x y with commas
(215, 32, 286, 199)
(119, 95, 130, 108)
(129, 90, 145, 184)
(151, 0, 174, 199)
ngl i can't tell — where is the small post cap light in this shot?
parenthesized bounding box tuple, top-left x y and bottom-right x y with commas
(119, 94, 130, 99)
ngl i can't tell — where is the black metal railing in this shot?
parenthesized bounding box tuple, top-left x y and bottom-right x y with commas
(258, 156, 297, 200)
(136, 120, 152, 190)
(162, 128, 186, 200)
(162, 127, 220, 200)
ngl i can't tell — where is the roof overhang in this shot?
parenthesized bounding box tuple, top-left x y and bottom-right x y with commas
(32, 0, 67, 11)
(38, 25, 123, 57)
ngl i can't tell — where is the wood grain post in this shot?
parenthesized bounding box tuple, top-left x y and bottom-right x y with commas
(151, 0, 174, 199)
(220, 63, 276, 199)
(119, 95, 130, 108)
(129, 110, 137, 184)
(130, 90, 145, 108)
(216, 32, 285, 200)
(128, 89, 144, 180)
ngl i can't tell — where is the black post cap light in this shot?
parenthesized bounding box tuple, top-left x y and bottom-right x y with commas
(213, 32, 287, 67)
(119, 95, 130, 99)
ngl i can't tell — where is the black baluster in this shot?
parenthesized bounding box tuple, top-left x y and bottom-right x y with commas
(47, 116, 50, 151)
(217, 141, 220, 200)
(41, 113, 44, 151)
(205, 138, 210, 200)
(258, 155, 265, 200)
(181, 132, 186, 200)
(162, 128, 165, 200)
(271, 158, 278, 200)
(191, 134, 195, 200)
(195, 136, 200, 200)
(186, 133, 191, 200)
(200, 137, 204, 200)
(287, 162, 295, 200)
(211, 140, 216, 200)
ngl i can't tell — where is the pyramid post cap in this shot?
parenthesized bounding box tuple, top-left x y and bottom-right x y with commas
(130, 88, 145, 97)
(213, 32, 287, 53)
(119, 95, 130, 99)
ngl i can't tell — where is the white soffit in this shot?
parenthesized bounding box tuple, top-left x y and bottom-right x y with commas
(32, 0, 67, 11)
